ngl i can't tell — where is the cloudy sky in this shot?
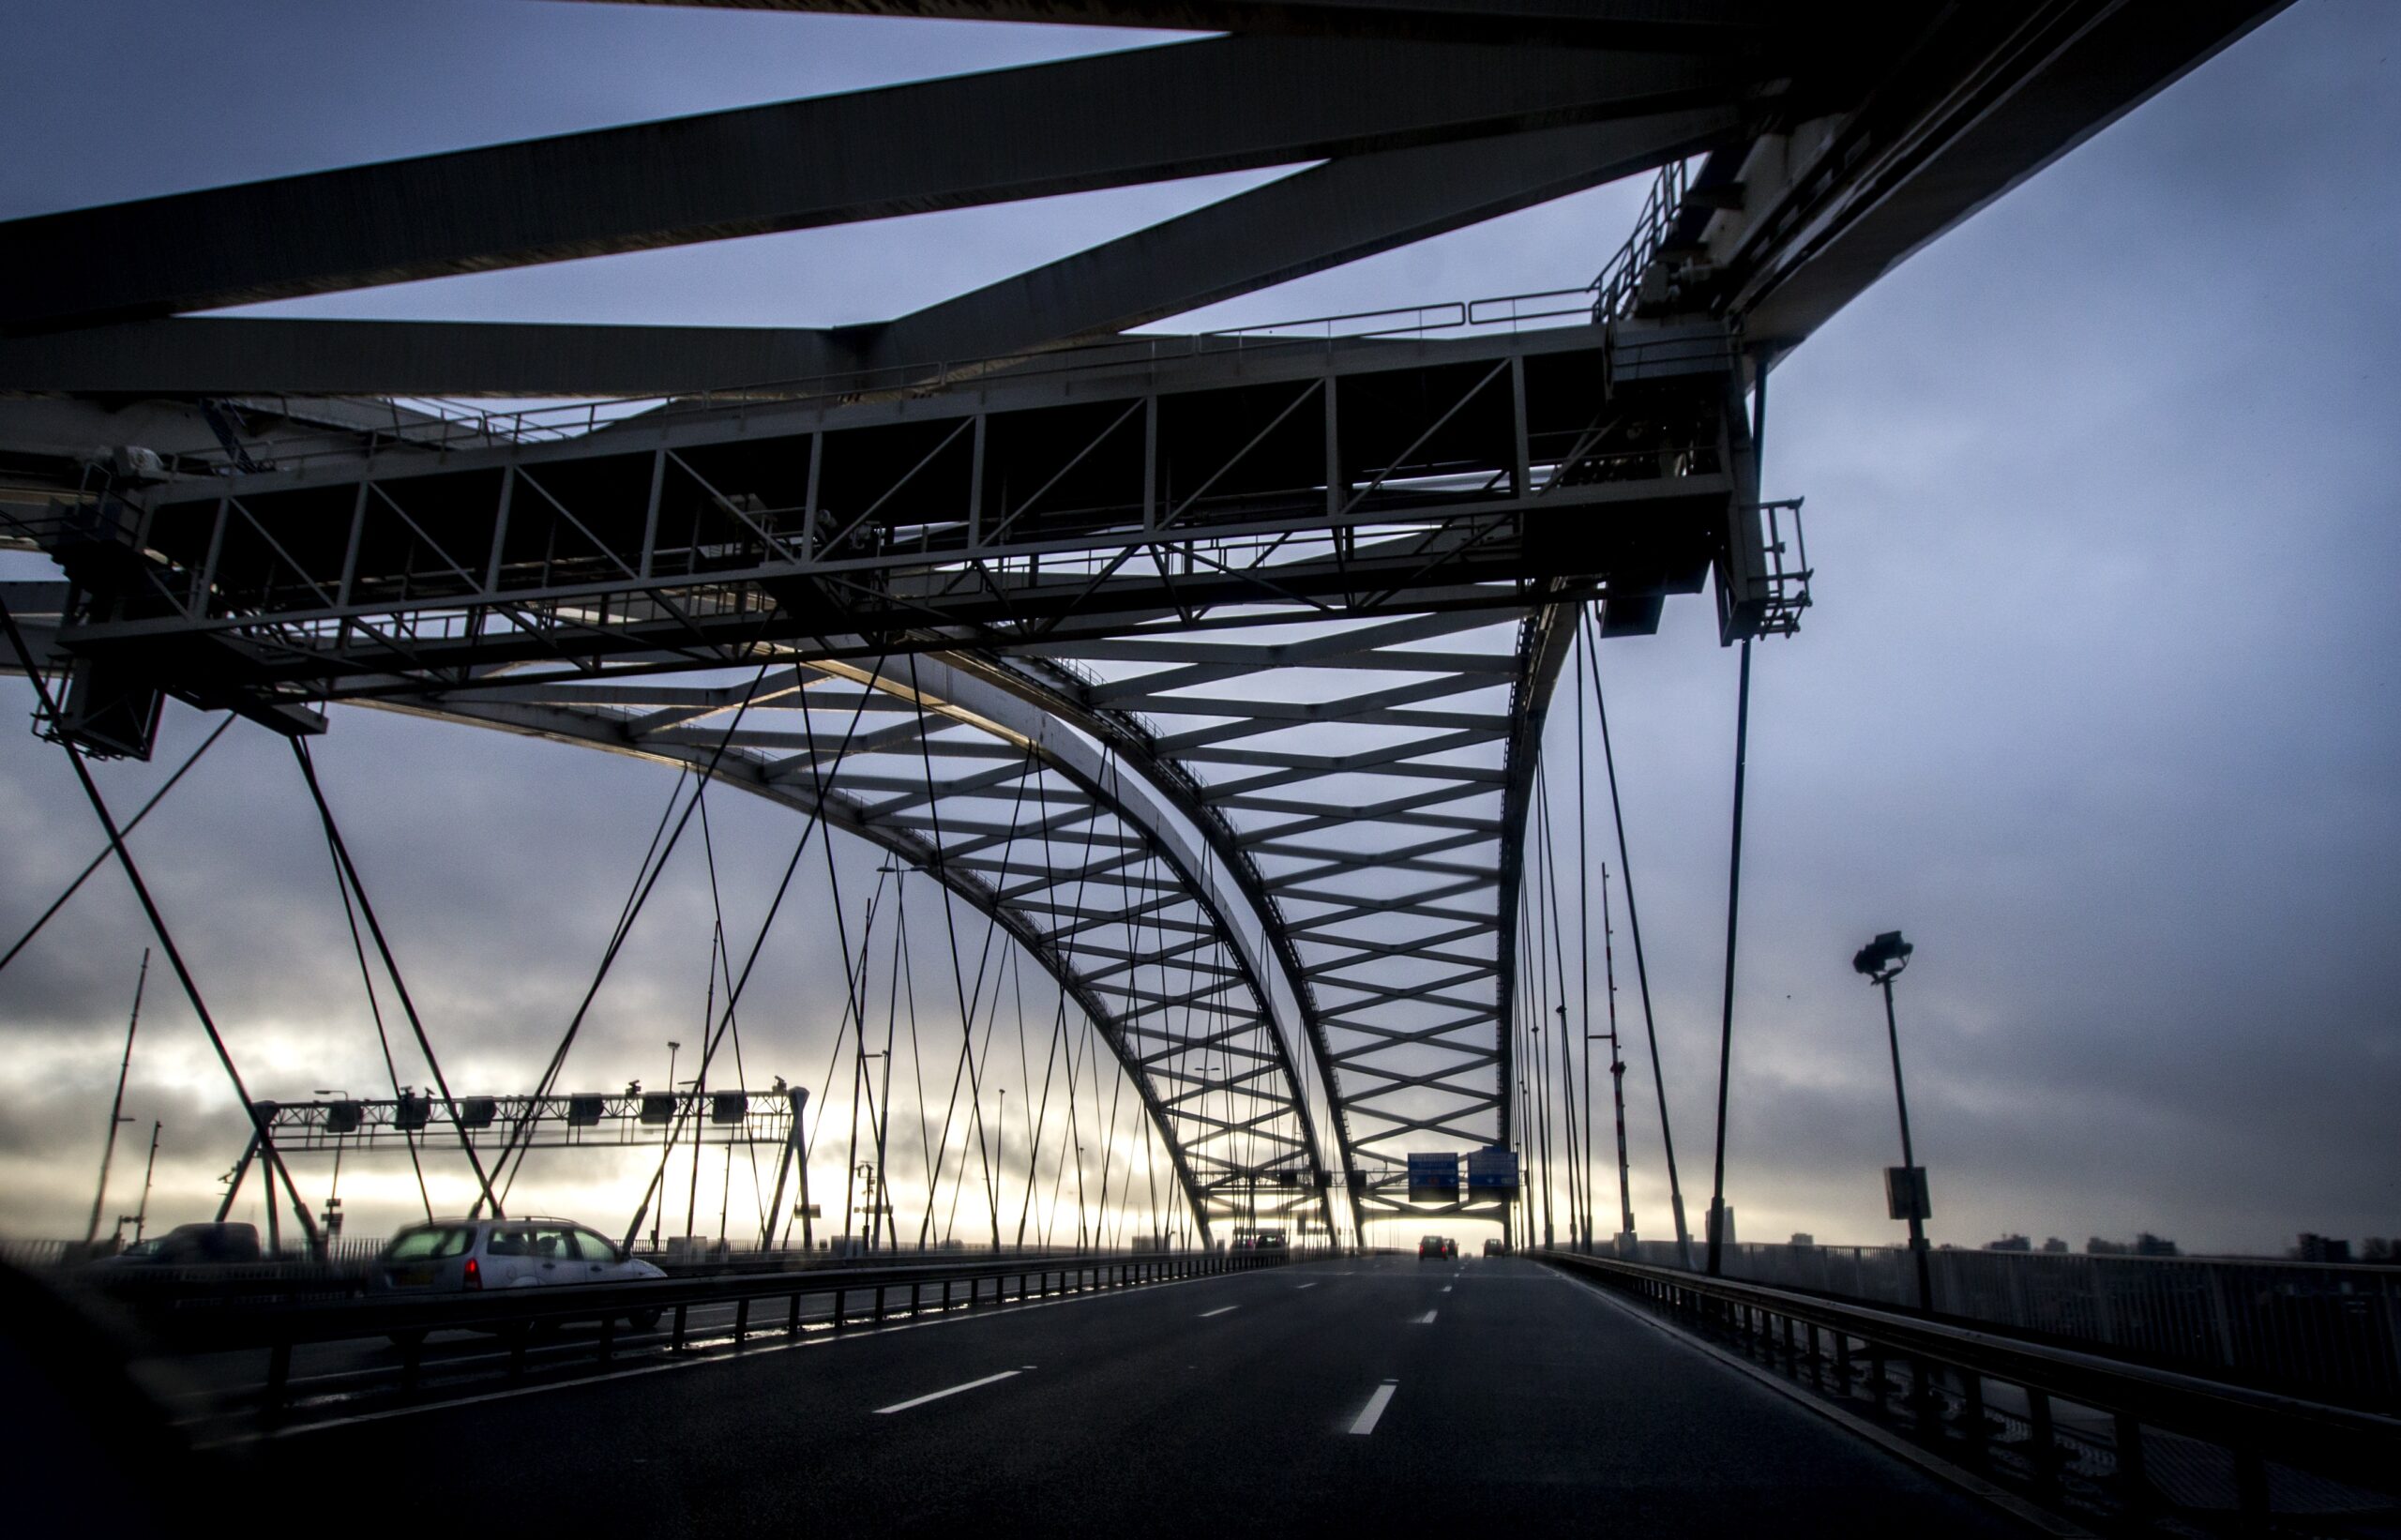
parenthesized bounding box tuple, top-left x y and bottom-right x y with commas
(1, 1, 2394, 1257)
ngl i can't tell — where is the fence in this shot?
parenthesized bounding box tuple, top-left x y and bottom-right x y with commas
(1618, 1238, 2401, 1409)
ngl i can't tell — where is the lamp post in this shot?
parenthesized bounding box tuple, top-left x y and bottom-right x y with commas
(656, 1042, 680, 1250)
(1852, 931, 1933, 1312)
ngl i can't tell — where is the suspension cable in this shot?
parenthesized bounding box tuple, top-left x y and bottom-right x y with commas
(311, 768, 434, 1222)
(1537, 759, 1584, 1249)
(900, 874, 936, 1247)
(910, 733, 1038, 1246)
(903, 655, 1003, 1248)
(1, 716, 232, 976)
(492, 657, 780, 1208)
(695, 791, 768, 1241)
(293, 737, 503, 1217)
(1704, 637, 1755, 1277)
(0, 594, 318, 1250)
(1580, 603, 1691, 1266)
(626, 657, 888, 1247)
(1578, 621, 1633, 1245)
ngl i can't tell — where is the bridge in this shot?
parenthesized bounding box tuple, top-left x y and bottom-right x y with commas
(5, 2, 2395, 1534)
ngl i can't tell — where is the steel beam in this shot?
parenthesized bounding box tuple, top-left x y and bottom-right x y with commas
(863, 111, 1744, 370)
(567, 0, 1811, 52)
(0, 318, 853, 400)
(2, 36, 1763, 334)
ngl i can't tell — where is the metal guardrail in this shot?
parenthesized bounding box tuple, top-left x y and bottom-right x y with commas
(1624, 1237, 2401, 1410)
(116, 1246, 1291, 1415)
(1536, 1250, 2401, 1523)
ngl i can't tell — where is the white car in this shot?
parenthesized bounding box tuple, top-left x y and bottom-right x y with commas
(372, 1218, 667, 1331)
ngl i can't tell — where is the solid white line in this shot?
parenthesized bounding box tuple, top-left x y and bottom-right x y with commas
(1411, 1309, 1438, 1324)
(872, 1368, 1022, 1415)
(1348, 1381, 1398, 1436)
(1199, 1305, 1240, 1318)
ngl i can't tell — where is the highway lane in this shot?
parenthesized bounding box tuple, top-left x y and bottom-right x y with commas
(224, 1256, 2038, 1536)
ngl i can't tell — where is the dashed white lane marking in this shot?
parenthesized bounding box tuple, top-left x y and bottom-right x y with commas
(1411, 1310, 1438, 1324)
(1200, 1306, 1240, 1318)
(1293, 1282, 1319, 1291)
(1349, 1380, 1399, 1436)
(873, 1368, 1023, 1414)
(1441, 1286, 1453, 1293)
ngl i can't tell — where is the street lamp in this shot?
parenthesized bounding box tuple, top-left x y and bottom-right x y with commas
(654, 1045, 682, 1250)
(1852, 931, 1933, 1312)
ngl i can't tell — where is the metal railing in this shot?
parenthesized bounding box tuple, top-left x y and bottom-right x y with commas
(1538, 1250, 2401, 1526)
(1593, 157, 1690, 322)
(1618, 1237, 2401, 1411)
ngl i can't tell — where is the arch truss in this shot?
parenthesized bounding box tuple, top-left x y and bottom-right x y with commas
(397, 650, 1342, 1239)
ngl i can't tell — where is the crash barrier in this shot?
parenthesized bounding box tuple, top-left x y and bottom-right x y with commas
(1536, 1250, 2400, 1525)
(1621, 1236, 2401, 1409)
(142, 1246, 1290, 1415)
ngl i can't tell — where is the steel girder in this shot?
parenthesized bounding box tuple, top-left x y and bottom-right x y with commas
(0, 37, 1773, 338)
(28, 324, 1754, 743)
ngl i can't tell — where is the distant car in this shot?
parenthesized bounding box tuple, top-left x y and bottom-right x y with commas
(1418, 1234, 1445, 1260)
(1482, 1238, 1506, 1257)
(1251, 1230, 1289, 1257)
(371, 1218, 667, 1334)
(84, 1221, 262, 1270)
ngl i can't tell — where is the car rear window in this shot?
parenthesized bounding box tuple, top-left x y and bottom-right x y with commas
(384, 1226, 474, 1261)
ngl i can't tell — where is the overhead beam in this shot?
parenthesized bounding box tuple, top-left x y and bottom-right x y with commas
(867, 108, 1745, 366)
(1, 35, 1764, 336)
(0, 317, 854, 398)
(0, 110, 1744, 397)
(1730, 0, 2294, 351)
(566, 0, 1805, 52)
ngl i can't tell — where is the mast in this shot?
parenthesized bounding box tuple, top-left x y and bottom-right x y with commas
(83, 949, 149, 1246)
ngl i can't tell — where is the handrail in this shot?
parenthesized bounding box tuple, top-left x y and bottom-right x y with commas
(1592, 158, 1690, 322)
(1536, 1249, 2400, 1507)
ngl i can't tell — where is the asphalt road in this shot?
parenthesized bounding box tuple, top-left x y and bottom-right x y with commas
(220, 1256, 2034, 1537)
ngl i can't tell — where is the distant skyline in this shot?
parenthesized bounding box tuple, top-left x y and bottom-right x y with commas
(2, 1, 2395, 1256)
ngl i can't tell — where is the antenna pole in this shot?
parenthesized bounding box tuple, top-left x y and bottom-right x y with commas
(132, 1121, 161, 1241)
(83, 949, 149, 1246)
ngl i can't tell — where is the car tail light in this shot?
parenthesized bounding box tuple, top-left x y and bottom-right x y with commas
(463, 1257, 481, 1291)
